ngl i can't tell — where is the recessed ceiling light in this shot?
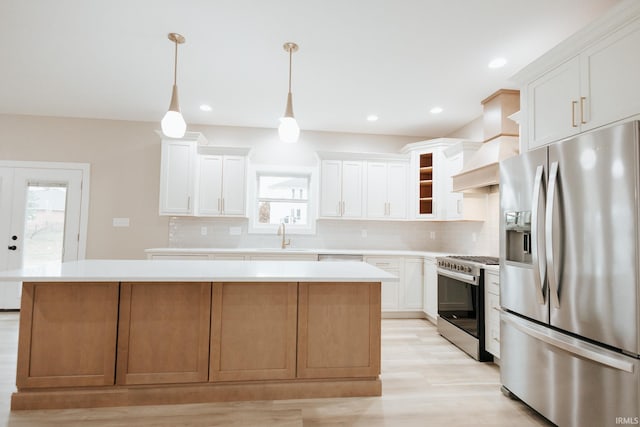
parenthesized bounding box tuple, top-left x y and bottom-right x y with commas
(430, 107, 443, 114)
(366, 114, 379, 122)
(199, 104, 212, 112)
(488, 57, 507, 69)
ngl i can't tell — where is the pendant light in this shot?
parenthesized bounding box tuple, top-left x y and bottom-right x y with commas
(161, 33, 187, 139)
(278, 42, 300, 143)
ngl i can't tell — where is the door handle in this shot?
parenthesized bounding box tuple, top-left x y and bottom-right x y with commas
(580, 96, 587, 124)
(571, 101, 578, 128)
(531, 165, 546, 305)
(8, 245, 17, 251)
(545, 161, 561, 309)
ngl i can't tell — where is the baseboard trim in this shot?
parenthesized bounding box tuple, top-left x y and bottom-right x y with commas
(11, 378, 381, 411)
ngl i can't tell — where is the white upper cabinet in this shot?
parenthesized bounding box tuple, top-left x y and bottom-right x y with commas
(365, 162, 408, 219)
(197, 155, 246, 216)
(527, 56, 582, 148)
(581, 18, 640, 131)
(159, 132, 248, 217)
(516, 3, 640, 150)
(159, 139, 196, 215)
(402, 139, 482, 221)
(320, 160, 363, 218)
(341, 161, 364, 218)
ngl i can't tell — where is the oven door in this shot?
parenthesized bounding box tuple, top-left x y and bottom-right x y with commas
(437, 269, 479, 338)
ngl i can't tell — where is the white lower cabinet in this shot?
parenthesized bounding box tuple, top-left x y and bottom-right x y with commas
(402, 258, 423, 310)
(423, 256, 438, 322)
(365, 256, 423, 314)
(365, 257, 401, 311)
(484, 269, 501, 358)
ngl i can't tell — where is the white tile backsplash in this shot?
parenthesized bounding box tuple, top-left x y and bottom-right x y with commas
(168, 187, 501, 255)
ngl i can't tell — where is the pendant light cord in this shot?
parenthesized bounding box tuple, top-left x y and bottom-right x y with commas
(288, 46, 292, 93)
(173, 39, 178, 86)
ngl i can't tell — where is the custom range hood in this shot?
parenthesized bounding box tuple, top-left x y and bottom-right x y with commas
(452, 89, 520, 192)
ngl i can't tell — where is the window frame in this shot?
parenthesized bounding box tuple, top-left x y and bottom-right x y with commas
(247, 164, 318, 235)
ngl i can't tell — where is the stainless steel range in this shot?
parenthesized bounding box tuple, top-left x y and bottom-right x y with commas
(436, 255, 498, 361)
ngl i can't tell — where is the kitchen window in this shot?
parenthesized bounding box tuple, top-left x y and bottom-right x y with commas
(248, 166, 317, 235)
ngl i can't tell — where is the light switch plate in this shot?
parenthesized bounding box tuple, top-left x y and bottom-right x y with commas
(361, 229, 368, 238)
(200, 226, 208, 236)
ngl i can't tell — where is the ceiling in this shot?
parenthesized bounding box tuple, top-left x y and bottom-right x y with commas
(0, 0, 620, 138)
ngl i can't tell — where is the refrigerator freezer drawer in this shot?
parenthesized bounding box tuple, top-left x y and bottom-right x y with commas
(501, 312, 639, 427)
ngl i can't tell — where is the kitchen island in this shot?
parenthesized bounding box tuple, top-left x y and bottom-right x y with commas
(0, 259, 395, 410)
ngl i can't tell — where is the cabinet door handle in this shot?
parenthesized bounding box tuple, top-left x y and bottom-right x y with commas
(387, 202, 391, 216)
(580, 96, 587, 124)
(571, 101, 578, 128)
(218, 198, 221, 211)
(342, 201, 346, 216)
(187, 196, 191, 210)
(222, 198, 225, 213)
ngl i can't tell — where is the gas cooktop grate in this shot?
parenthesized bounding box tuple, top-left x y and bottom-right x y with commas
(447, 255, 499, 265)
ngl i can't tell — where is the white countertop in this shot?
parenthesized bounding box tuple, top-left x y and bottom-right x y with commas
(145, 247, 451, 258)
(0, 259, 399, 283)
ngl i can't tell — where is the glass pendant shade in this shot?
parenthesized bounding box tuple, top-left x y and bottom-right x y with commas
(161, 84, 186, 138)
(279, 117, 300, 143)
(279, 91, 299, 143)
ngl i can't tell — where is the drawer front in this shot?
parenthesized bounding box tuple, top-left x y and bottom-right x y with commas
(486, 271, 500, 295)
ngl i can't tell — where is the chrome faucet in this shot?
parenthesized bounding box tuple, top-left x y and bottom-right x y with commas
(277, 222, 291, 249)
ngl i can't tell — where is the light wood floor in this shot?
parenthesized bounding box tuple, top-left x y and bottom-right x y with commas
(0, 312, 551, 426)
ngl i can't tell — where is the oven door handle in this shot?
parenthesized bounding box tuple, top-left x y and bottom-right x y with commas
(437, 269, 478, 286)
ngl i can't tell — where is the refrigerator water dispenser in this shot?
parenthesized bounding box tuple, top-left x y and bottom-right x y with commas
(505, 211, 532, 264)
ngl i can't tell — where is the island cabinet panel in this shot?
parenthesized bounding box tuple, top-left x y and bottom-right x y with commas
(210, 282, 298, 382)
(116, 282, 211, 385)
(16, 282, 119, 388)
(297, 282, 381, 379)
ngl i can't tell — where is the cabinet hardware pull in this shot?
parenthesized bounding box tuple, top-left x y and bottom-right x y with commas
(387, 202, 391, 216)
(187, 196, 191, 210)
(571, 101, 578, 127)
(580, 96, 587, 124)
(342, 201, 346, 216)
(218, 198, 221, 211)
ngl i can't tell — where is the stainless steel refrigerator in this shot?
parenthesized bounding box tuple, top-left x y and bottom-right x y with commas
(499, 121, 640, 427)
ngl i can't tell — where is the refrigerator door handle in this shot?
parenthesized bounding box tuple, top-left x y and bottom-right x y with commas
(531, 165, 546, 305)
(545, 161, 561, 309)
(502, 311, 635, 373)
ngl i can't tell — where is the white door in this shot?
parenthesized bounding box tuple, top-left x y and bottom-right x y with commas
(159, 140, 195, 215)
(341, 161, 363, 218)
(527, 56, 581, 148)
(197, 155, 223, 215)
(221, 156, 246, 216)
(386, 163, 408, 219)
(0, 167, 84, 309)
(366, 162, 388, 218)
(320, 160, 342, 217)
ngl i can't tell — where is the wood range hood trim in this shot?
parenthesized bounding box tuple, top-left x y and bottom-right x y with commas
(451, 89, 520, 192)
(451, 135, 519, 192)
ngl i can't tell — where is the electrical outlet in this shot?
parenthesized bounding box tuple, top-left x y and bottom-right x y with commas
(361, 229, 368, 238)
(200, 226, 208, 236)
(430, 231, 436, 240)
(472, 232, 477, 242)
(112, 218, 130, 227)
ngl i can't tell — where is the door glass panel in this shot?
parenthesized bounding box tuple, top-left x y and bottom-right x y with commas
(23, 184, 67, 267)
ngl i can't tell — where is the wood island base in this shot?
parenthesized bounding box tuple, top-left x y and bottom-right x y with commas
(12, 279, 382, 410)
